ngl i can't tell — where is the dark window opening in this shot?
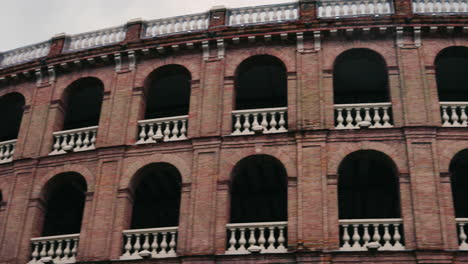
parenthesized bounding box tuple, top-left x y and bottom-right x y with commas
(450, 149, 468, 218)
(436, 46, 468, 101)
(145, 65, 191, 119)
(333, 49, 389, 104)
(338, 150, 400, 219)
(42, 173, 87, 236)
(230, 155, 287, 223)
(131, 163, 182, 229)
(235, 55, 287, 110)
(0, 93, 25, 142)
(63, 78, 104, 130)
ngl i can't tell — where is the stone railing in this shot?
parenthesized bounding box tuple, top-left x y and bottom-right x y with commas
(225, 221, 287, 254)
(339, 219, 404, 251)
(64, 25, 126, 52)
(440, 102, 468, 127)
(50, 126, 98, 155)
(120, 227, 178, 259)
(136, 115, 188, 144)
(0, 41, 50, 68)
(413, 0, 468, 14)
(0, 139, 16, 164)
(317, 0, 394, 18)
(28, 234, 79, 264)
(232, 107, 287, 135)
(334, 102, 393, 129)
(143, 13, 209, 38)
(457, 218, 468, 250)
(228, 3, 299, 26)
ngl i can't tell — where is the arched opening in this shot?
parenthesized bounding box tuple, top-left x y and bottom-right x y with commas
(450, 149, 468, 218)
(0, 93, 25, 142)
(338, 150, 400, 219)
(436, 46, 468, 102)
(144, 65, 191, 119)
(235, 55, 287, 110)
(230, 155, 287, 223)
(41, 172, 87, 236)
(333, 49, 389, 104)
(130, 163, 182, 229)
(63, 78, 104, 130)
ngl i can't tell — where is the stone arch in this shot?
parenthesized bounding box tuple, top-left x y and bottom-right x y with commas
(53, 73, 111, 101)
(434, 46, 468, 101)
(225, 48, 295, 77)
(449, 148, 468, 218)
(323, 43, 396, 70)
(135, 58, 200, 88)
(32, 164, 95, 199)
(438, 142, 468, 173)
(0, 92, 26, 141)
(121, 153, 192, 189)
(425, 44, 468, 66)
(327, 142, 407, 175)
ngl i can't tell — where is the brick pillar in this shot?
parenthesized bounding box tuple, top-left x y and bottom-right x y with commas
(298, 51, 321, 129)
(124, 18, 143, 43)
(299, 0, 318, 21)
(323, 70, 335, 129)
(109, 188, 133, 260)
(48, 33, 67, 57)
(177, 183, 193, 255)
(439, 172, 459, 250)
(14, 104, 32, 159)
(214, 181, 230, 254)
(76, 192, 95, 262)
(394, 0, 413, 17)
(187, 80, 201, 139)
(325, 174, 340, 249)
(125, 87, 146, 145)
(208, 6, 227, 29)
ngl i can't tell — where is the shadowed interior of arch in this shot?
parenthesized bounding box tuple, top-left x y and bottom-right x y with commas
(144, 65, 191, 119)
(235, 55, 287, 110)
(338, 150, 401, 219)
(435, 46, 468, 101)
(41, 172, 87, 236)
(130, 163, 182, 229)
(0, 93, 25, 142)
(333, 49, 390, 104)
(230, 155, 287, 223)
(450, 149, 468, 218)
(63, 78, 104, 130)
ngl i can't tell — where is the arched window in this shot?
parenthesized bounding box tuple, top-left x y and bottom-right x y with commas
(0, 93, 25, 142)
(41, 172, 87, 236)
(435, 46, 468, 101)
(230, 155, 287, 223)
(333, 49, 389, 104)
(63, 78, 104, 130)
(144, 65, 191, 119)
(130, 163, 182, 229)
(450, 149, 468, 218)
(235, 55, 287, 110)
(338, 150, 400, 219)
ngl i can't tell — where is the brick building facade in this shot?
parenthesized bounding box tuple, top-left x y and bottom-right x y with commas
(0, 0, 467, 263)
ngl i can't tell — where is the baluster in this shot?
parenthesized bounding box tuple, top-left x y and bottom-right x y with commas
(345, 108, 354, 128)
(122, 234, 132, 257)
(247, 9, 254, 23)
(142, 233, 150, 252)
(62, 239, 71, 261)
(459, 223, 468, 250)
(171, 120, 180, 140)
(168, 231, 177, 256)
(31, 242, 39, 262)
(239, 10, 246, 24)
(132, 235, 141, 257)
(160, 233, 168, 255)
(40, 241, 47, 259)
(151, 232, 159, 257)
(0, 146, 6, 161)
(227, 228, 237, 252)
(82, 131, 90, 150)
(351, 224, 361, 249)
(382, 224, 392, 249)
(342, 225, 352, 249)
(70, 238, 78, 262)
(252, 227, 263, 251)
(372, 224, 381, 245)
(137, 124, 147, 143)
(442, 106, 450, 126)
(90, 130, 97, 149)
(242, 113, 251, 134)
(264, 7, 272, 22)
(382, 106, 392, 127)
(450, 106, 461, 126)
(278, 111, 287, 132)
(269, 112, 278, 133)
(461, 106, 468, 126)
(362, 224, 370, 247)
(61, 134, 68, 152)
(248, 227, 256, 248)
(336, 108, 345, 128)
(355, 107, 363, 124)
(47, 241, 55, 258)
(277, 226, 286, 251)
(155, 122, 163, 140)
(180, 120, 187, 139)
(372, 107, 382, 127)
(252, 113, 260, 129)
(54, 240, 63, 262)
(75, 132, 83, 151)
(266, 226, 276, 251)
(393, 223, 404, 249)
(146, 123, 155, 143)
(163, 122, 171, 141)
(279, 6, 287, 20)
(238, 228, 247, 252)
(272, 7, 279, 20)
(67, 133, 76, 151)
(233, 114, 242, 135)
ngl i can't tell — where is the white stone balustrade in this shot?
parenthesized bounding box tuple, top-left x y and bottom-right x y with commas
(457, 218, 468, 250)
(136, 115, 188, 144)
(65, 26, 126, 52)
(28, 234, 79, 264)
(225, 221, 287, 254)
(334, 102, 393, 129)
(0, 139, 16, 164)
(120, 227, 178, 259)
(144, 13, 209, 38)
(413, 0, 468, 14)
(229, 3, 299, 26)
(339, 219, 404, 251)
(232, 107, 287, 135)
(440, 102, 468, 127)
(317, 0, 394, 18)
(49, 126, 98, 155)
(0, 41, 50, 68)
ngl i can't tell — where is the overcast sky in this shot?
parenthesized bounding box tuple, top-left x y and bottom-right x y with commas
(0, 0, 293, 52)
